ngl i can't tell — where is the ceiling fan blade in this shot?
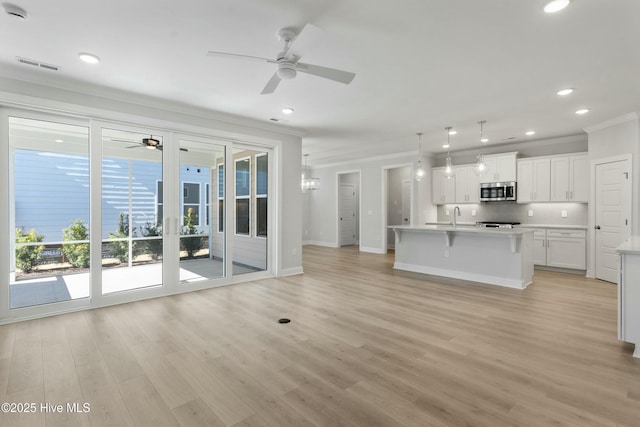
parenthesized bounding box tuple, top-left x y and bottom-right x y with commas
(261, 72, 282, 95)
(295, 62, 356, 85)
(207, 50, 275, 63)
(125, 144, 142, 149)
(286, 23, 325, 61)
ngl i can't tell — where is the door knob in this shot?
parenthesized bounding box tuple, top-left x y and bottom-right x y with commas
(595, 225, 601, 229)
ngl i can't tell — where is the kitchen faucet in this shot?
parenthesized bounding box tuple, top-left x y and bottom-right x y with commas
(453, 206, 461, 226)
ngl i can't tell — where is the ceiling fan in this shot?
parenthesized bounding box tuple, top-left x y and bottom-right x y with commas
(113, 136, 188, 152)
(207, 23, 356, 95)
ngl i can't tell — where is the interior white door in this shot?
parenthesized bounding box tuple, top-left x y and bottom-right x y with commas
(340, 184, 356, 246)
(402, 180, 411, 225)
(595, 160, 631, 283)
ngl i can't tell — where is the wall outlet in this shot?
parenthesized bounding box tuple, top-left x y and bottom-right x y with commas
(445, 209, 450, 216)
(471, 209, 477, 217)
(561, 210, 568, 218)
(528, 210, 534, 217)
(444, 249, 450, 258)
(292, 248, 297, 256)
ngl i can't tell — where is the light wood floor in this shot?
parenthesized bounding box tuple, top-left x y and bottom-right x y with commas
(1, 245, 639, 427)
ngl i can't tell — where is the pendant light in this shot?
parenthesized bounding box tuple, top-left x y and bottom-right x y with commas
(301, 154, 320, 191)
(474, 120, 488, 176)
(414, 132, 425, 181)
(442, 127, 455, 180)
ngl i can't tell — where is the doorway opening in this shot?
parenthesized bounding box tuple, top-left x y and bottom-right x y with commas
(384, 165, 412, 251)
(337, 171, 360, 247)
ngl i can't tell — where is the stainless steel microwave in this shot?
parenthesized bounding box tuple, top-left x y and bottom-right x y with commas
(480, 182, 516, 202)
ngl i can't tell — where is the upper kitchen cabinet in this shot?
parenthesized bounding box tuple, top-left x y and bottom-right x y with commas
(481, 152, 517, 183)
(550, 153, 589, 202)
(455, 165, 480, 203)
(432, 167, 456, 205)
(517, 157, 551, 203)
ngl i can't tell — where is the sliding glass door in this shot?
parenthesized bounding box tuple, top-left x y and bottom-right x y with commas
(178, 138, 226, 283)
(3, 110, 274, 321)
(101, 128, 164, 294)
(9, 117, 91, 309)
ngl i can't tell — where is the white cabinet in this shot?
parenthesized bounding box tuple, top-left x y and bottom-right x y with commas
(550, 153, 589, 202)
(454, 165, 480, 203)
(432, 168, 456, 205)
(532, 229, 547, 265)
(546, 229, 587, 269)
(517, 158, 551, 203)
(526, 228, 586, 270)
(618, 246, 640, 357)
(482, 152, 517, 183)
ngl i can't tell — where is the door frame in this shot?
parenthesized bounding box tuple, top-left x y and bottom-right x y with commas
(335, 170, 361, 249)
(588, 154, 632, 279)
(381, 163, 413, 254)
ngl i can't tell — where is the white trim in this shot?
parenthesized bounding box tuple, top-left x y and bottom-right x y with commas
(584, 113, 639, 134)
(306, 240, 339, 248)
(280, 266, 304, 276)
(393, 262, 531, 289)
(360, 246, 386, 254)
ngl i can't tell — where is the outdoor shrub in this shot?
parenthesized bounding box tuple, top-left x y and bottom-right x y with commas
(109, 212, 132, 263)
(15, 228, 44, 273)
(62, 219, 90, 268)
(180, 207, 205, 258)
(140, 221, 162, 261)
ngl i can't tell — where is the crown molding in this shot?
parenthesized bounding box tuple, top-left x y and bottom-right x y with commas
(583, 112, 639, 134)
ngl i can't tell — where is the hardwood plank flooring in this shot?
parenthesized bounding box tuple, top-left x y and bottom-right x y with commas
(1, 244, 640, 426)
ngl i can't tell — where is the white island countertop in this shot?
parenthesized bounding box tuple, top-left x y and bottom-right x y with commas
(391, 224, 534, 236)
(617, 236, 640, 254)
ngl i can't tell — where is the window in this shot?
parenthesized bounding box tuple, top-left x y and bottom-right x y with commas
(235, 158, 250, 235)
(217, 164, 224, 233)
(182, 182, 200, 226)
(256, 154, 268, 237)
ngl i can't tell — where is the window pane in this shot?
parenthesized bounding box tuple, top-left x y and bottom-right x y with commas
(235, 159, 250, 197)
(236, 199, 249, 235)
(10, 117, 90, 309)
(257, 197, 267, 237)
(218, 165, 224, 198)
(257, 154, 268, 195)
(183, 182, 200, 204)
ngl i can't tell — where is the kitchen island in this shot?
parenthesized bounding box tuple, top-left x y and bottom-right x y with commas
(390, 225, 534, 289)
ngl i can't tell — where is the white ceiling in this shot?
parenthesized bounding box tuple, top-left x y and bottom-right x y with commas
(1, 0, 638, 165)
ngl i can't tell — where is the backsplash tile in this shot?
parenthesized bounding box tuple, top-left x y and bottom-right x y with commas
(437, 202, 587, 226)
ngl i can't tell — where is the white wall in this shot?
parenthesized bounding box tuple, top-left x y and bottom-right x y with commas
(305, 153, 435, 253)
(587, 114, 640, 234)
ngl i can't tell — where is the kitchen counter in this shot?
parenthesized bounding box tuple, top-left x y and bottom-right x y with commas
(617, 236, 640, 254)
(390, 226, 534, 289)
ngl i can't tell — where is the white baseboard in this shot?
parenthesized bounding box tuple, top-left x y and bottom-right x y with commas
(360, 246, 386, 254)
(393, 262, 530, 289)
(280, 266, 304, 276)
(305, 240, 339, 248)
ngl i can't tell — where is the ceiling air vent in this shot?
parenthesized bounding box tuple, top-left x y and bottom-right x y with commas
(16, 56, 60, 71)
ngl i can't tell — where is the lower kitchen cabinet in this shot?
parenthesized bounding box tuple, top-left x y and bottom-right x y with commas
(617, 240, 640, 357)
(529, 228, 587, 270)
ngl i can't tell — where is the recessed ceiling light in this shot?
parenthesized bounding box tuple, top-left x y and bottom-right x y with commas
(480, 138, 489, 143)
(557, 88, 574, 96)
(448, 130, 457, 135)
(575, 108, 590, 115)
(282, 107, 294, 115)
(442, 144, 450, 149)
(544, 0, 571, 13)
(55, 139, 63, 143)
(525, 131, 536, 136)
(78, 52, 100, 64)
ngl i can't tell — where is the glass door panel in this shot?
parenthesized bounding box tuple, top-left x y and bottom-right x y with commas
(9, 117, 90, 309)
(179, 140, 225, 283)
(101, 129, 163, 294)
(232, 148, 268, 276)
